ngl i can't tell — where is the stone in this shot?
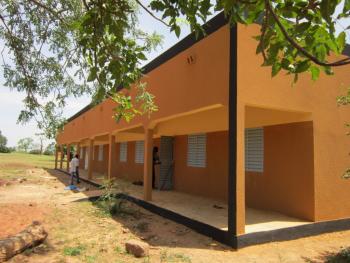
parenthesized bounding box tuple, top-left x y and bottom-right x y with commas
(125, 240, 149, 258)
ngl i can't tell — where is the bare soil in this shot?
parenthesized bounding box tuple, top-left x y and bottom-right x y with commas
(0, 158, 350, 262)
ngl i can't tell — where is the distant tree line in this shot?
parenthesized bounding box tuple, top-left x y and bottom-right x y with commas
(0, 131, 55, 155)
(17, 137, 55, 155)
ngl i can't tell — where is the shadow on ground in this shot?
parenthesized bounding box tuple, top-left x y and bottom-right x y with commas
(44, 168, 229, 251)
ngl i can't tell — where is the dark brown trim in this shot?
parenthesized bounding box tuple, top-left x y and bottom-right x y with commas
(227, 25, 238, 247)
(237, 218, 350, 248)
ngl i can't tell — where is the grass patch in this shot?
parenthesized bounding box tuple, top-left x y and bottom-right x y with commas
(161, 250, 192, 263)
(0, 152, 55, 169)
(115, 245, 124, 254)
(63, 245, 86, 256)
(85, 255, 97, 263)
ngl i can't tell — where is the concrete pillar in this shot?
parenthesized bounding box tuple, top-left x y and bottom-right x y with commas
(54, 146, 58, 169)
(88, 139, 94, 180)
(60, 145, 64, 169)
(143, 128, 153, 201)
(107, 134, 116, 180)
(66, 144, 71, 172)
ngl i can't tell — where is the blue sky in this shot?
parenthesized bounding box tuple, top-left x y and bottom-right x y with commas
(1, 4, 349, 147)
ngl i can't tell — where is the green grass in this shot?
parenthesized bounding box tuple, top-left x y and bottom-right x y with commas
(0, 152, 55, 169)
(63, 245, 86, 256)
(160, 250, 192, 263)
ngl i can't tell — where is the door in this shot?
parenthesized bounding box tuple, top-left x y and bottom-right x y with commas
(159, 136, 174, 190)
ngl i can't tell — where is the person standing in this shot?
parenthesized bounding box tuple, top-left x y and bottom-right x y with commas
(70, 154, 80, 185)
(152, 147, 161, 189)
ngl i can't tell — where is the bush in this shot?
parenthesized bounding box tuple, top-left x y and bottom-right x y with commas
(29, 149, 41, 155)
(43, 149, 54, 155)
(0, 145, 12, 153)
(94, 179, 136, 217)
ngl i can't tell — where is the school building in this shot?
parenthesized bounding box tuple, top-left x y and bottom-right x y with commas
(56, 13, 350, 247)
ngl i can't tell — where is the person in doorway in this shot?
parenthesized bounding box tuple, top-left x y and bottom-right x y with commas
(70, 154, 80, 185)
(152, 147, 161, 189)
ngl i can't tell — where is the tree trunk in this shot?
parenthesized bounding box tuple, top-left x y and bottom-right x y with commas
(0, 221, 47, 262)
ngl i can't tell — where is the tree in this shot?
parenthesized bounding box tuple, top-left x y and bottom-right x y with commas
(1, 0, 350, 138)
(0, 130, 10, 153)
(17, 138, 34, 153)
(35, 133, 45, 155)
(44, 142, 56, 155)
(0, 131, 7, 148)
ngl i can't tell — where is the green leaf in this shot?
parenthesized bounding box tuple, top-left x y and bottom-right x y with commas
(337, 32, 346, 53)
(174, 26, 181, 38)
(272, 62, 282, 77)
(87, 67, 98, 82)
(344, 0, 350, 13)
(310, 66, 320, 81)
(295, 60, 310, 73)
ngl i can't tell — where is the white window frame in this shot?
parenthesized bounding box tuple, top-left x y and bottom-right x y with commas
(187, 133, 206, 168)
(245, 127, 264, 172)
(98, 145, 104, 161)
(135, 141, 144, 164)
(119, 142, 127, 162)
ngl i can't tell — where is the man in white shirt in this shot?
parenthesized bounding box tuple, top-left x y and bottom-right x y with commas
(69, 154, 80, 185)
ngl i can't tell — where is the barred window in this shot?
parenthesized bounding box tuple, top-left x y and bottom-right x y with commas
(135, 141, 144, 164)
(119, 142, 127, 162)
(245, 128, 264, 172)
(187, 134, 206, 168)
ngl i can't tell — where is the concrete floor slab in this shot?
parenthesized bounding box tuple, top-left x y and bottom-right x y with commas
(79, 170, 311, 234)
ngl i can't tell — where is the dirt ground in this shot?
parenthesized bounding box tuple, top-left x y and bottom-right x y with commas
(1, 153, 350, 262)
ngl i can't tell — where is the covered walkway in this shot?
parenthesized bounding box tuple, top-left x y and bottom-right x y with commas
(77, 170, 310, 234)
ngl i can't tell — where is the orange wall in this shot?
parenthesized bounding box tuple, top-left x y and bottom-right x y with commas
(92, 145, 109, 175)
(57, 25, 230, 144)
(173, 131, 228, 201)
(245, 122, 315, 221)
(237, 24, 350, 234)
(113, 139, 160, 182)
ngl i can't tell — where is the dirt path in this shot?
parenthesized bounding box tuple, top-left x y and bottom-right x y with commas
(0, 163, 350, 262)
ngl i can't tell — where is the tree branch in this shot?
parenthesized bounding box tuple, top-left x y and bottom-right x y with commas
(265, 0, 350, 67)
(135, 0, 170, 27)
(26, 0, 65, 23)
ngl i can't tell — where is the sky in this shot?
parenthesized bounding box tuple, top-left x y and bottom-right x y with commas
(0, 3, 349, 147)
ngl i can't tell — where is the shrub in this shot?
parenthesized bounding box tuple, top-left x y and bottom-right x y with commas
(0, 145, 11, 153)
(29, 149, 41, 155)
(325, 247, 350, 263)
(94, 179, 136, 217)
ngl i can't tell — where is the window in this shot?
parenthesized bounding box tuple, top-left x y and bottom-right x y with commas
(98, 145, 104, 161)
(245, 128, 264, 172)
(187, 134, 206, 168)
(120, 142, 127, 162)
(135, 141, 144, 164)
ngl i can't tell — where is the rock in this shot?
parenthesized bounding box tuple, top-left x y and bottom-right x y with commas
(122, 228, 129, 234)
(19, 178, 27, 183)
(125, 240, 149, 258)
